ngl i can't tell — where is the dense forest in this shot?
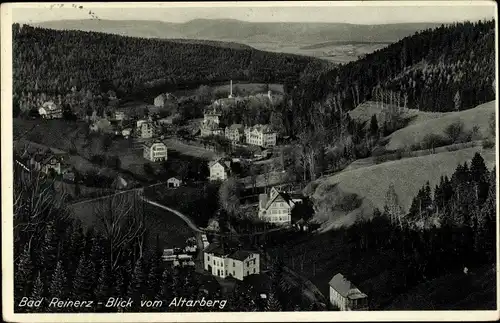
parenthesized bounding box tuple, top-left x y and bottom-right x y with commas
(293, 20, 495, 117)
(267, 20, 496, 182)
(12, 24, 326, 109)
(269, 153, 496, 309)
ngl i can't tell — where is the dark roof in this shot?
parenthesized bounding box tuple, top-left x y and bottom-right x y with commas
(203, 244, 230, 256)
(229, 250, 255, 261)
(329, 273, 368, 300)
(143, 140, 166, 148)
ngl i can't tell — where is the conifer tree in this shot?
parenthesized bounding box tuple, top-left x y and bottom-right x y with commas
(31, 272, 45, 312)
(157, 268, 173, 303)
(72, 253, 95, 299)
(40, 222, 58, 281)
(49, 261, 67, 302)
(147, 252, 163, 299)
(16, 245, 33, 297)
(128, 257, 146, 302)
(265, 291, 282, 311)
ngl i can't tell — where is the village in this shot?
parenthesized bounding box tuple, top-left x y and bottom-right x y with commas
(15, 80, 369, 311)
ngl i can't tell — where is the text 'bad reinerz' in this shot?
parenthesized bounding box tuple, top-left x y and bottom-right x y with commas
(18, 297, 227, 309)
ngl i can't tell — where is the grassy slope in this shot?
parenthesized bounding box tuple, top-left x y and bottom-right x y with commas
(348, 100, 495, 151)
(67, 198, 194, 249)
(308, 146, 496, 230)
(386, 101, 495, 150)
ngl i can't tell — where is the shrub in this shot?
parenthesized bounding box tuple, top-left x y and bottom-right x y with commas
(444, 120, 465, 143)
(482, 139, 495, 149)
(421, 133, 452, 151)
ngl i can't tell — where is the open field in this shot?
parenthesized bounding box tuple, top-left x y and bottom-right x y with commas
(306, 146, 496, 230)
(67, 194, 194, 249)
(386, 101, 495, 151)
(164, 138, 217, 160)
(248, 42, 390, 63)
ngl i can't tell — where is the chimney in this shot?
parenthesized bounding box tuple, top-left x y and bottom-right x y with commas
(230, 80, 233, 97)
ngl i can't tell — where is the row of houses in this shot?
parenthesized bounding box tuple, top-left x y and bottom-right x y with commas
(200, 107, 277, 148)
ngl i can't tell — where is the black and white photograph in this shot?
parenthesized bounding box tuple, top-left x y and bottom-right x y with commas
(2, 1, 499, 321)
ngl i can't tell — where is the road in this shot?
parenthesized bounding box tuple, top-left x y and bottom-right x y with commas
(142, 198, 203, 233)
(142, 197, 326, 308)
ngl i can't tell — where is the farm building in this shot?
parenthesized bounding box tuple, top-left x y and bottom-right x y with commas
(167, 176, 182, 188)
(203, 244, 260, 281)
(208, 158, 231, 181)
(38, 101, 62, 119)
(329, 273, 369, 311)
(143, 140, 167, 162)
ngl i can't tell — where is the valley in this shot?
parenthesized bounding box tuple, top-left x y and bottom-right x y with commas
(11, 12, 497, 316)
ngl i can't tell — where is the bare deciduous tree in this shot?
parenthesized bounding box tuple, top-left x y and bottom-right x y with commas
(94, 190, 146, 269)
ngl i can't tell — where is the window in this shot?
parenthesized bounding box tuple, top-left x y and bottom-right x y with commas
(253, 268, 256, 273)
(233, 262, 235, 267)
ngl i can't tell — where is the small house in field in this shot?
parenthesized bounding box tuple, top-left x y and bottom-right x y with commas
(167, 176, 182, 188)
(38, 101, 62, 119)
(143, 140, 167, 162)
(329, 273, 368, 311)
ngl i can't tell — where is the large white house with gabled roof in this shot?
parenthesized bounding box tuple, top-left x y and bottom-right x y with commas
(258, 187, 303, 226)
(208, 158, 231, 181)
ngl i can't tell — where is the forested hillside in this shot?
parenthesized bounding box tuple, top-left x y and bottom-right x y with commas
(12, 24, 326, 101)
(293, 20, 495, 120)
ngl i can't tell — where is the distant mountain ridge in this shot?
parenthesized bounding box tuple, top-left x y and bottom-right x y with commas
(32, 18, 446, 45)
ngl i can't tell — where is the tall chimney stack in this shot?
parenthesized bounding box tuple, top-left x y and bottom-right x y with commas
(230, 80, 233, 97)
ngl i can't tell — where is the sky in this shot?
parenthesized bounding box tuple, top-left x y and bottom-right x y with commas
(11, 2, 497, 25)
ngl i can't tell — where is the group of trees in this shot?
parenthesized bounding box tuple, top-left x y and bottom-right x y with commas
(380, 152, 496, 282)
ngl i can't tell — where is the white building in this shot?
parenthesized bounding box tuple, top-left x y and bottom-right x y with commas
(139, 121, 155, 139)
(245, 124, 277, 148)
(203, 244, 260, 281)
(143, 140, 167, 162)
(329, 273, 369, 311)
(114, 111, 126, 121)
(38, 101, 62, 119)
(122, 128, 132, 138)
(167, 176, 182, 188)
(258, 187, 303, 226)
(208, 158, 231, 181)
(225, 124, 245, 143)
